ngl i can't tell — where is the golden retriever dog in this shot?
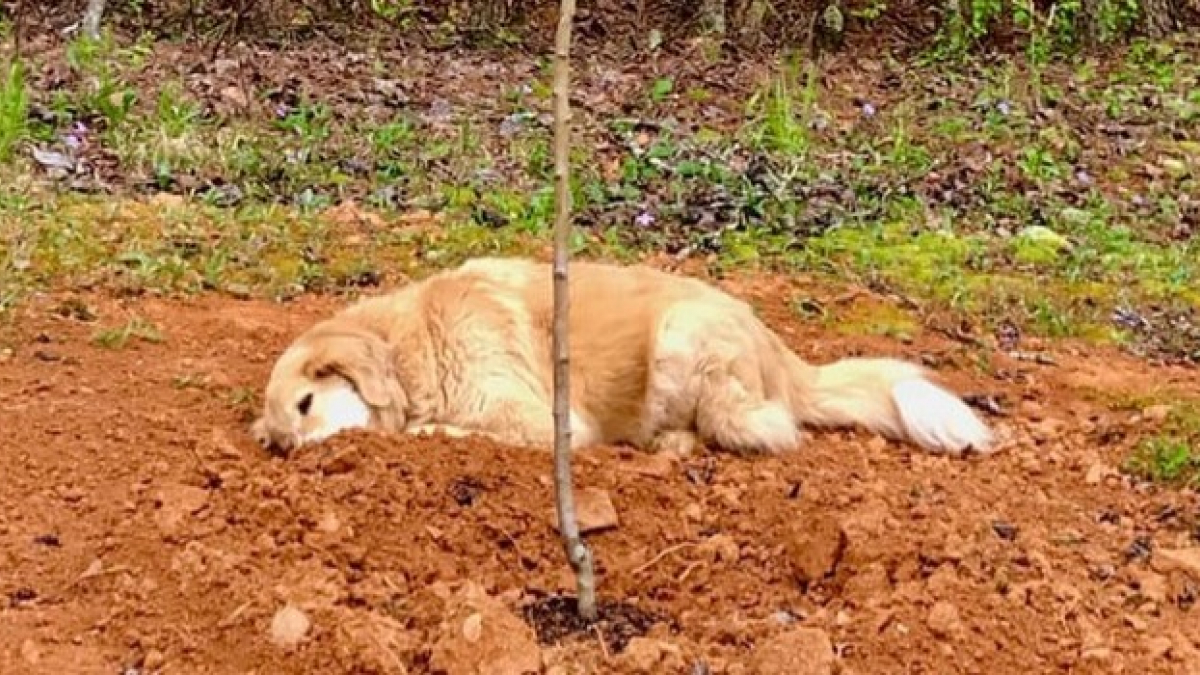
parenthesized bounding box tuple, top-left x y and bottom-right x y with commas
(251, 257, 995, 456)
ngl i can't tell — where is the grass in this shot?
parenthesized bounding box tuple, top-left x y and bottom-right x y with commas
(0, 33, 1198, 365)
(92, 317, 164, 349)
(0, 60, 28, 161)
(1124, 436, 1200, 487)
(1105, 398, 1200, 488)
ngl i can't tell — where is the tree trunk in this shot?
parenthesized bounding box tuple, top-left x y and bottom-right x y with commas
(550, 0, 598, 623)
(1141, 0, 1179, 36)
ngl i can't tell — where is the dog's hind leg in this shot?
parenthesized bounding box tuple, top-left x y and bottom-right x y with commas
(693, 361, 803, 454)
(652, 302, 803, 455)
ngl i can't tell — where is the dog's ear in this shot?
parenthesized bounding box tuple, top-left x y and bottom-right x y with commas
(303, 330, 397, 408)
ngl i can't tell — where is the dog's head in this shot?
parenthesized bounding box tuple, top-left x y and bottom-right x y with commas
(251, 324, 405, 453)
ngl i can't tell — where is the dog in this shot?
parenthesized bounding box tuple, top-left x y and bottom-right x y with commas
(251, 257, 995, 457)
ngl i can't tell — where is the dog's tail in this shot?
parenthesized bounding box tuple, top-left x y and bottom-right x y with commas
(773, 335, 995, 454)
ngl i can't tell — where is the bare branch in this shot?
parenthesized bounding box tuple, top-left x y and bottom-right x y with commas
(550, 0, 597, 623)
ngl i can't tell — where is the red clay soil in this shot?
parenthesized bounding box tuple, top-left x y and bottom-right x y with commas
(1, 275, 1199, 674)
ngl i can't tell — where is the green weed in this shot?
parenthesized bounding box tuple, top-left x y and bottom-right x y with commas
(92, 317, 164, 349)
(745, 56, 817, 157)
(1124, 436, 1200, 487)
(0, 60, 28, 161)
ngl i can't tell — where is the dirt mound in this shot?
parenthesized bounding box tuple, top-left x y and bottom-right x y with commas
(1, 287, 1199, 673)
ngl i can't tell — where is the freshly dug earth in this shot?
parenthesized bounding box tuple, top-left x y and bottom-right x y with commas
(2, 275, 1199, 674)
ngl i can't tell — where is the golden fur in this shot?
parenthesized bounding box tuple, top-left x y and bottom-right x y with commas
(252, 257, 996, 456)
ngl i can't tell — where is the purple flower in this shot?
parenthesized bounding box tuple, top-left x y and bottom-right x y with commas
(861, 102, 877, 118)
(997, 100, 1012, 116)
(1075, 169, 1093, 186)
(635, 211, 655, 227)
(63, 122, 89, 150)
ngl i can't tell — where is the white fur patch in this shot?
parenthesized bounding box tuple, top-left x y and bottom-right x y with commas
(744, 402, 803, 452)
(301, 382, 372, 445)
(891, 378, 995, 454)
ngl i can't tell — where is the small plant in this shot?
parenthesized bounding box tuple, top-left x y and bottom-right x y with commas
(649, 77, 674, 104)
(155, 81, 203, 139)
(369, 0, 416, 26)
(1124, 436, 1200, 486)
(369, 118, 416, 157)
(171, 373, 209, 389)
(0, 60, 28, 161)
(745, 56, 817, 157)
(65, 33, 139, 130)
(92, 318, 164, 349)
(275, 102, 331, 147)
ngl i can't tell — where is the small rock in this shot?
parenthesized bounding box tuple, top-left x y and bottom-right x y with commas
(1150, 547, 1200, 579)
(269, 604, 311, 648)
(842, 562, 892, 606)
(143, 648, 165, 670)
(429, 582, 541, 675)
(770, 610, 798, 626)
(1131, 569, 1169, 603)
(210, 428, 242, 459)
(1144, 635, 1174, 659)
(749, 627, 834, 675)
(926, 601, 964, 640)
(220, 85, 249, 109)
(924, 564, 961, 600)
(550, 487, 618, 534)
(1124, 614, 1147, 632)
(322, 447, 363, 475)
(20, 639, 40, 664)
(683, 503, 703, 522)
(1080, 647, 1112, 663)
(154, 485, 209, 536)
(619, 637, 686, 674)
(1143, 404, 1172, 422)
(57, 485, 86, 503)
(991, 520, 1018, 541)
(337, 609, 418, 672)
(784, 515, 847, 585)
(941, 532, 969, 561)
(462, 612, 484, 643)
(1019, 399, 1045, 420)
(1030, 418, 1065, 443)
(317, 511, 341, 534)
(1084, 462, 1110, 486)
(698, 533, 740, 563)
(625, 451, 679, 478)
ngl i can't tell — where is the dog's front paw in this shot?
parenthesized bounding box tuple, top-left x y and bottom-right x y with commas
(407, 423, 475, 439)
(250, 417, 270, 447)
(648, 430, 699, 457)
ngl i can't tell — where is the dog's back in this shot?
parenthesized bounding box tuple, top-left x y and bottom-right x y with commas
(440, 258, 745, 444)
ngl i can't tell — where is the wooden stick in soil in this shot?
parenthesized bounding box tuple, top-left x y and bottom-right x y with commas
(550, 0, 597, 623)
(81, 0, 107, 40)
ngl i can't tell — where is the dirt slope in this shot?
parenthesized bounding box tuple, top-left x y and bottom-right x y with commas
(1, 278, 1198, 674)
